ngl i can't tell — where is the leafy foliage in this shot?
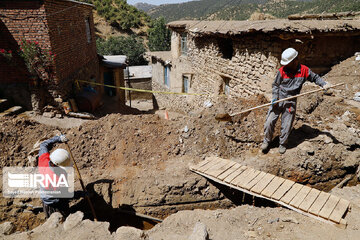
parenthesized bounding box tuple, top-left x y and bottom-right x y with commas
(0, 48, 13, 64)
(96, 36, 148, 66)
(147, 17, 171, 52)
(19, 40, 56, 83)
(79, 0, 150, 30)
(149, 0, 360, 22)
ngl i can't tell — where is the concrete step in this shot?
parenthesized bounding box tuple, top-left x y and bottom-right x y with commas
(0, 106, 23, 117)
(0, 99, 9, 112)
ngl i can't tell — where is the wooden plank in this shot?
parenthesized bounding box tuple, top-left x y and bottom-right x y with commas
(189, 159, 210, 171)
(214, 161, 237, 178)
(243, 171, 267, 190)
(223, 166, 248, 183)
(339, 218, 347, 228)
(308, 192, 331, 216)
(232, 168, 258, 187)
(290, 186, 312, 208)
(329, 198, 350, 223)
(229, 167, 254, 185)
(251, 173, 276, 194)
(204, 159, 231, 176)
(218, 163, 242, 181)
(319, 195, 340, 219)
(195, 159, 214, 172)
(271, 179, 295, 200)
(280, 183, 303, 204)
(299, 188, 321, 212)
(261, 176, 285, 198)
(236, 169, 262, 188)
(207, 160, 235, 178)
(197, 158, 222, 173)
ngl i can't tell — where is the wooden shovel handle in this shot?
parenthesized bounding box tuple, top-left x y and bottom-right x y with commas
(230, 82, 345, 117)
(65, 142, 98, 221)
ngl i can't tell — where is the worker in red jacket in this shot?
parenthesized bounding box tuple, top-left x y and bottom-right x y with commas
(38, 135, 72, 218)
(261, 48, 332, 154)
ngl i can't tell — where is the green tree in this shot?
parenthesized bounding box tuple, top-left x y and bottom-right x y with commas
(96, 35, 148, 66)
(147, 17, 171, 51)
(92, 0, 149, 31)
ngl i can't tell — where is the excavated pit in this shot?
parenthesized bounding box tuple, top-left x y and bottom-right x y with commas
(1, 56, 360, 233)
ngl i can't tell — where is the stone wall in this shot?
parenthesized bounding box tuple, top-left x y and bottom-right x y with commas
(152, 29, 360, 113)
(151, 51, 206, 113)
(125, 78, 152, 100)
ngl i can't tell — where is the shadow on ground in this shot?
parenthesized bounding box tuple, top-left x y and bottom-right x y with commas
(69, 179, 158, 232)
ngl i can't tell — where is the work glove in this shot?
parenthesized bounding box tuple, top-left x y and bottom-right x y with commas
(59, 134, 68, 143)
(321, 82, 333, 95)
(321, 82, 333, 91)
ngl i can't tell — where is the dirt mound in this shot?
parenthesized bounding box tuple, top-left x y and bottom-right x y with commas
(324, 55, 360, 99)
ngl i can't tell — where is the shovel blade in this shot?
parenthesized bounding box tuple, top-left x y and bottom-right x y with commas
(215, 113, 233, 122)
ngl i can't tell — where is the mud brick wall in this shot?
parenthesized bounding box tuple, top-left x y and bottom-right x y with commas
(44, 0, 99, 94)
(0, 1, 49, 84)
(0, 0, 99, 110)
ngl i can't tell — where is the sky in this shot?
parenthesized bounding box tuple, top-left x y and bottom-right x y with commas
(127, 0, 194, 6)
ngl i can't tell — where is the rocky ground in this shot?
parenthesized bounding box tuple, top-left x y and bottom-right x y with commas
(2, 186, 360, 239)
(0, 55, 359, 239)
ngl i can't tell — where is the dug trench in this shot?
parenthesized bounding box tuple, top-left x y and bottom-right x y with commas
(1, 81, 359, 233)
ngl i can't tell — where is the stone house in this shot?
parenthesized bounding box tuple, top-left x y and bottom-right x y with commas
(149, 19, 360, 113)
(0, 0, 99, 112)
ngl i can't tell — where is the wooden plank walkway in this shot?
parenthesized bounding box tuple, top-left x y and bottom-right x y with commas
(190, 157, 350, 226)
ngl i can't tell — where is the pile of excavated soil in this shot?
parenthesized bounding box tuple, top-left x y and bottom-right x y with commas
(0, 95, 268, 232)
(324, 55, 360, 99)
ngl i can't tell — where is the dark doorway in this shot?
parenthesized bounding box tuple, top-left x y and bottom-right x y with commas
(104, 71, 116, 97)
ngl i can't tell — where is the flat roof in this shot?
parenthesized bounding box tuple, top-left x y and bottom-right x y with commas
(102, 55, 127, 68)
(167, 19, 360, 36)
(125, 65, 152, 79)
(146, 51, 172, 62)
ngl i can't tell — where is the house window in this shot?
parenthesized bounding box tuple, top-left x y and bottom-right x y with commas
(164, 66, 170, 87)
(223, 77, 230, 95)
(85, 17, 91, 43)
(218, 38, 233, 60)
(182, 75, 189, 93)
(181, 33, 187, 56)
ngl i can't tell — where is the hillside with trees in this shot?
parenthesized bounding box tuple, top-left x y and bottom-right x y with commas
(79, 0, 150, 30)
(149, 0, 360, 22)
(77, 0, 170, 65)
(77, 0, 360, 65)
(134, 2, 157, 12)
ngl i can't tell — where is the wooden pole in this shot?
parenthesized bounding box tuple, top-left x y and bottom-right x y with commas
(229, 82, 345, 117)
(65, 142, 98, 221)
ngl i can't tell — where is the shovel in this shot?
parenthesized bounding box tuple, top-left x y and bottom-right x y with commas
(215, 82, 345, 122)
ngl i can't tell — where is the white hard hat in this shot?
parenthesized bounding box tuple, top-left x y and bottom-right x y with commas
(50, 149, 71, 168)
(281, 48, 298, 65)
